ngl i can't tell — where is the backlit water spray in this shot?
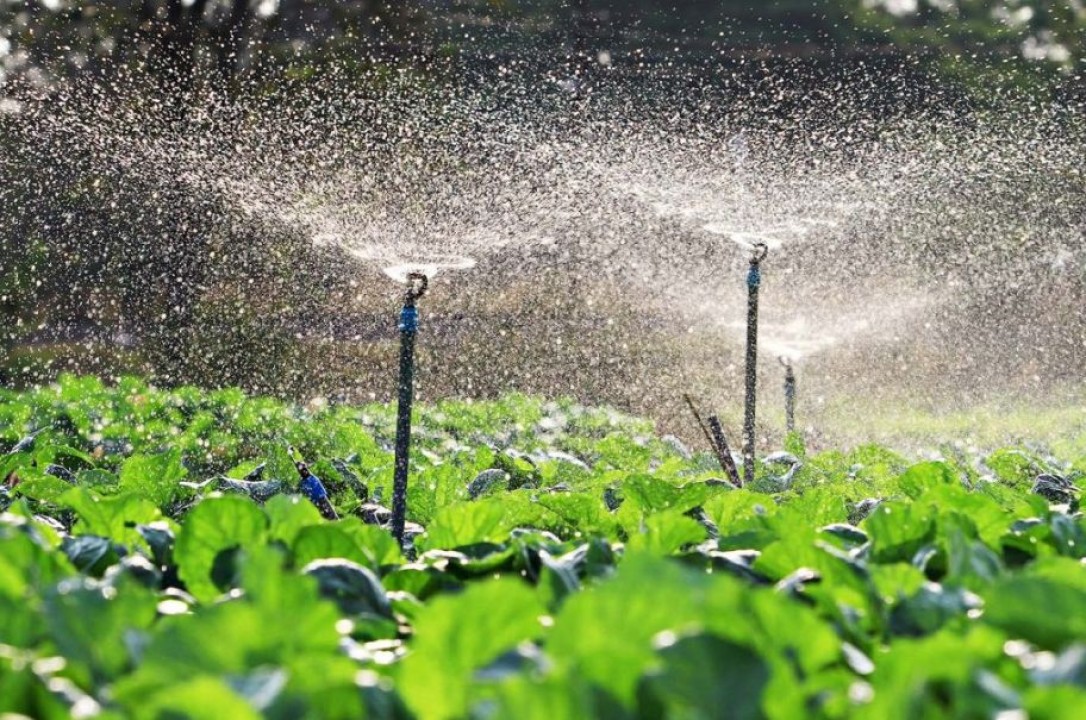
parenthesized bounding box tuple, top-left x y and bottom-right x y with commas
(1, 61, 1084, 449)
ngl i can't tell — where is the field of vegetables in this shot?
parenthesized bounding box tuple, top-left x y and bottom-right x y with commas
(2, 375, 1085, 719)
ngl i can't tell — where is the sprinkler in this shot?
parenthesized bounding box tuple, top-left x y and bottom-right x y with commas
(780, 356, 796, 435)
(743, 243, 768, 487)
(390, 271, 428, 547)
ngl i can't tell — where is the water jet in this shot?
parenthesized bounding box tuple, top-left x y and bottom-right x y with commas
(382, 256, 477, 284)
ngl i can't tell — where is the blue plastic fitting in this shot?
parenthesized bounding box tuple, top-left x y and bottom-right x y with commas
(747, 265, 761, 289)
(399, 305, 419, 333)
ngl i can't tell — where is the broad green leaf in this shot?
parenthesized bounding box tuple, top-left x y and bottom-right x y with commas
(0, 656, 76, 719)
(984, 576, 1086, 649)
(302, 558, 393, 620)
(138, 676, 262, 720)
(0, 528, 73, 647)
(869, 563, 927, 607)
(396, 578, 545, 720)
(774, 487, 850, 528)
(113, 600, 341, 706)
(1023, 686, 1086, 719)
(335, 518, 404, 568)
(985, 449, 1044, 489)
(61, 535, 122, 577)
(898, 462, 959, 499)
(240, 545, 348, 640)
(407, 462, 476, 524)
(857, 626, 1011, 719)
(43, 576, 157, 686)
(639, 634, 769, 720)
(754, 535, 883, 640)
(276, 655, 372, 719)
(533, 491, 616, 537)
(625, 512, 707, 555)
(175, 496, 268, 602)
(594, 434, 654, 471)
(1023, 557, 1086, 591)
(420, 499, 507, 550)
(13, 467, 74, 504)
(888, 583, 980, 637)
(703, 491, 777, 550)
(60, 488, 162, 546)
(942, 524, 1004, 590)
(548, 553, 707, 707)
(621, 474, 711, 514)
(293, 523, 371, 568)
(864, 501, 935, 563)
(119, 450, 188, 507)
(732, 589, 843, 675)
(478, 673, 601, 720)
(924, 484, 1013, 552)
(264, 443, 298, 484)
(264, 494, 323, 545)
(382, 565, 463, 600)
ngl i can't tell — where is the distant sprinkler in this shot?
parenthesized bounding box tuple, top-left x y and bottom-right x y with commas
(743, 243, 768, 487)
(293, 453, 339, 521)
(780, 356, 796, 435)
(390, 272, 428, 547)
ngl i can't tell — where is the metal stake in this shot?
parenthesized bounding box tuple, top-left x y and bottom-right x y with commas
(707, 415, 743, 488)
(743, 243, 768, 486)
(391, 272, 428, 547)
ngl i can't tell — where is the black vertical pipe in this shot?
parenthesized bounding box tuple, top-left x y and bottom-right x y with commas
(391, 273, 427, 546)
(743, 244, 767, 487)
(782, 359, 796, 435)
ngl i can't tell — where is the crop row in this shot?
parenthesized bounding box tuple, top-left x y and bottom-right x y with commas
(1, 375, 1085, 718)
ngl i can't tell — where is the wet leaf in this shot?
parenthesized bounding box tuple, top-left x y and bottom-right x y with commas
(302, 558, 393, 619)
(175, 496, 267, 602)
(396, 578, 545, 720)
(638, 634, 769, 720)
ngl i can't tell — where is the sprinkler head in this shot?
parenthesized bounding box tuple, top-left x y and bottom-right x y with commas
(747, 242, 768, 289)
(405, 272, 429, 305)
(750, 242, 769, 264)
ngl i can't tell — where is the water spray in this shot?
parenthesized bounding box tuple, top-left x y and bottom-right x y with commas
(390, 272, 428, 547)
(780, 356, 796, 435)
(743, 243, 768, 487)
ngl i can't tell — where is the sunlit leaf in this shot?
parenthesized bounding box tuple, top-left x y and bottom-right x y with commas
(175, 496, 267, 602)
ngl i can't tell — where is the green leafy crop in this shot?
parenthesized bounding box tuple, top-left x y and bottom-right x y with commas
(1, 374, 1085, 718)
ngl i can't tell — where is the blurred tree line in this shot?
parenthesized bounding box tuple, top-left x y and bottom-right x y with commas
(0, 2, 1081, 92)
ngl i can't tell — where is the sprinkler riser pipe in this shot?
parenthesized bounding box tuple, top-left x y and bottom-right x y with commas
(390, 302, 418, 546)
(742, 246, 766, 487)
(784, 366, 796, 435)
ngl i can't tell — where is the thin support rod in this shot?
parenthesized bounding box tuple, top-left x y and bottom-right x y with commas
(391, 273, 427, 546)
(683, 393, 718, 458)
(708, 415, 743, 488)
(743, 244, 768, 487)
